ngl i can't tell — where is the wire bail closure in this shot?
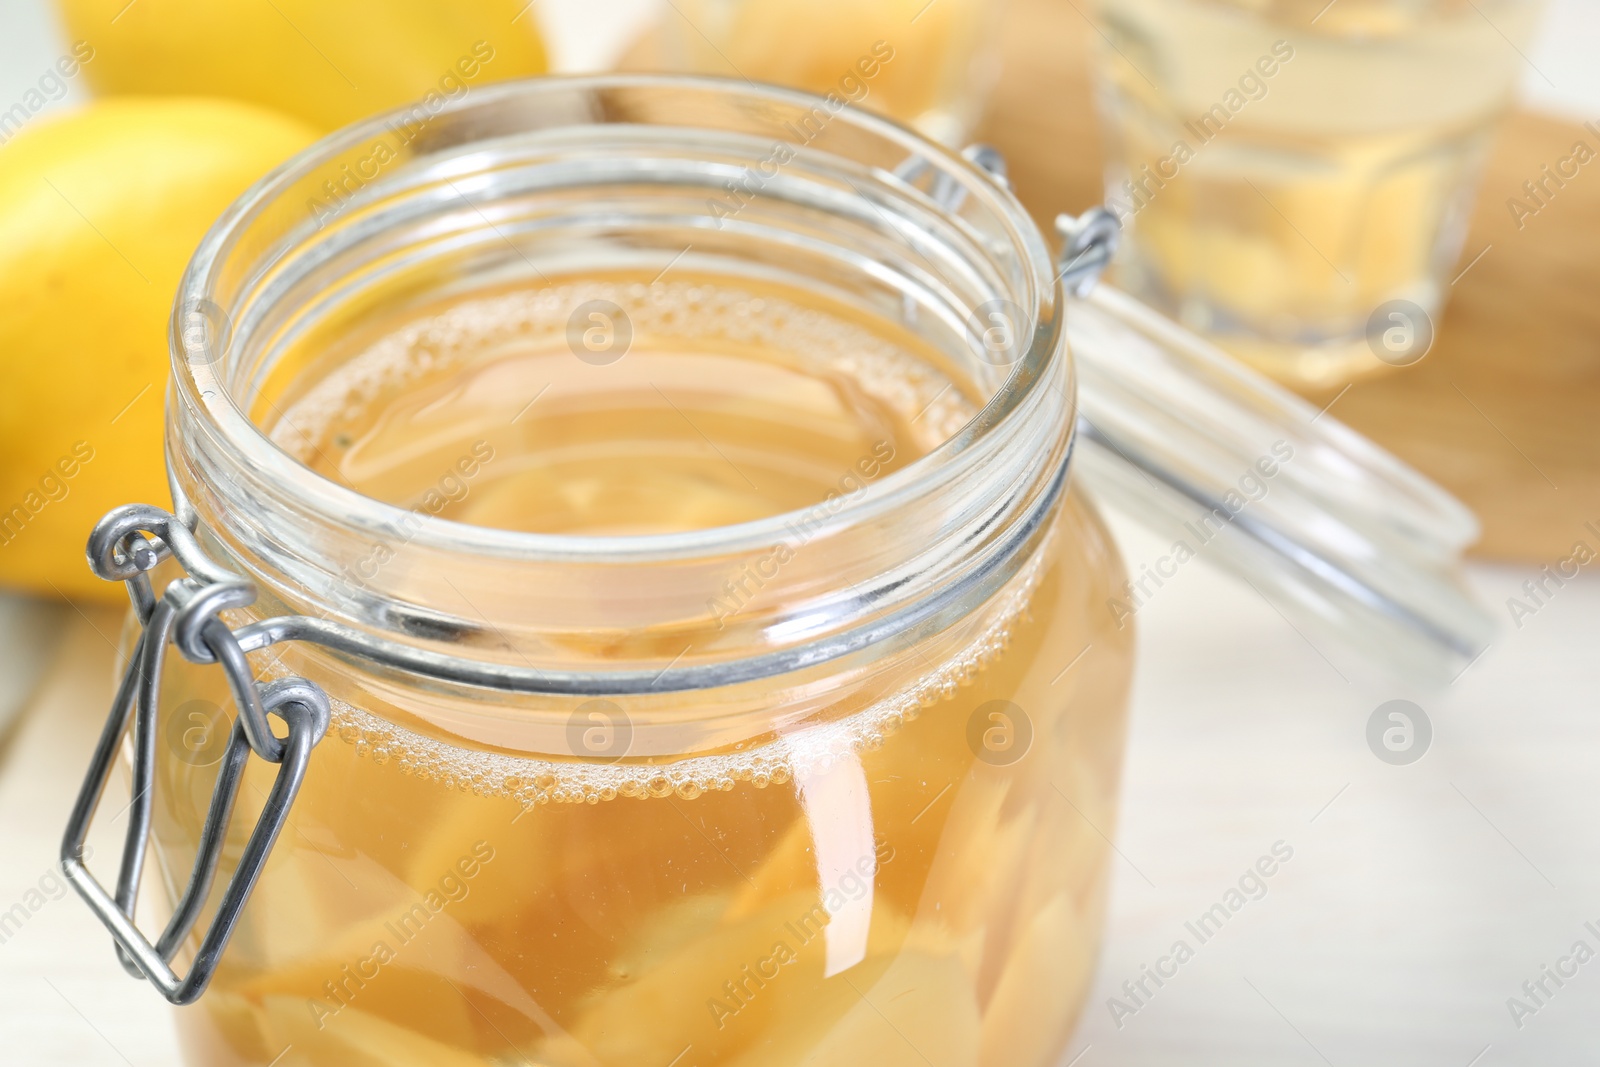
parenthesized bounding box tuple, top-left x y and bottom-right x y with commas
(948, 144, 1121, 298)
(1055, 207, 1121, 297)
(60, 504, 331, 1005)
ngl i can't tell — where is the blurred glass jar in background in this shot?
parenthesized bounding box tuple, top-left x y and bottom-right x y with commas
(658, 0, 1003, 143)
(1091, 0, 1545, 389)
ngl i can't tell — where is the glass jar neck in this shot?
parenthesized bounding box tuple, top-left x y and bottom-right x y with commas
(167, 75, 1070, 692)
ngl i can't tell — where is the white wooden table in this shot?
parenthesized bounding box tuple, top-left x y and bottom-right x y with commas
(5, 526, 1597, 1067)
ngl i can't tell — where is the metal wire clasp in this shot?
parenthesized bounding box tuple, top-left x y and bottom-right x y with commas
(60, 504, 331, 1005)
(1055, 208, 1121, 297)
(906, 144, 1122, 299)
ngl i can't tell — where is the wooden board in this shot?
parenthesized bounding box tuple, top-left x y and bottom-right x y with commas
(623, 0, 1599, 562)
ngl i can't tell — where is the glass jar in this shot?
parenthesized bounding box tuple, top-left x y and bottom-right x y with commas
(1090, 0, 1547, 388)
(62, 75, 1492, 1067)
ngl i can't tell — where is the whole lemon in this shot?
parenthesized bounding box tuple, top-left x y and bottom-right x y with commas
(56, 0, 549, 131)
(0, 98, 318, 602)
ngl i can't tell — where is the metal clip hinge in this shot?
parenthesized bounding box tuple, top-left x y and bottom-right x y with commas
(954, 144, 1121, 296)
(60, 504, 330, 1005)
(895, 144, 1122, 299)
(1055, 207, 1121, 297)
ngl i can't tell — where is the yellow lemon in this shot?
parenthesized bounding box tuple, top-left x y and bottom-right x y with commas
(56, 0, 549, 132)
(0, 97, 319, 602)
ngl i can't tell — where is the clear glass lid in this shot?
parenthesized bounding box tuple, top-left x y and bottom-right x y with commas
(1062, 265, 1491, 683)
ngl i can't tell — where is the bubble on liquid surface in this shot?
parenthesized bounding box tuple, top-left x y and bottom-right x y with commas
(260, 276, 1044, 804)
(270, 278, 978, 463)
(272, 539, 1048, 806)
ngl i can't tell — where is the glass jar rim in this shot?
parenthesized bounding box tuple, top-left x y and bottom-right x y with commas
(164, 73, 1076, 688)
(171, 73, 1065, 567)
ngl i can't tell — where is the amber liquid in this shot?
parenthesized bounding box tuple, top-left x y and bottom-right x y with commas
(149, 276, 1132, 1066)
(660, 0, 995, 144)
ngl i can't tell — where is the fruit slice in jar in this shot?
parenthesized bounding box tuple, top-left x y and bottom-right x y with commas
(977, 893, 1096, 1067)
(549, 889, 912, 1065)
(257, 996, 490, 1067)
(726, 944, 981, 1067)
